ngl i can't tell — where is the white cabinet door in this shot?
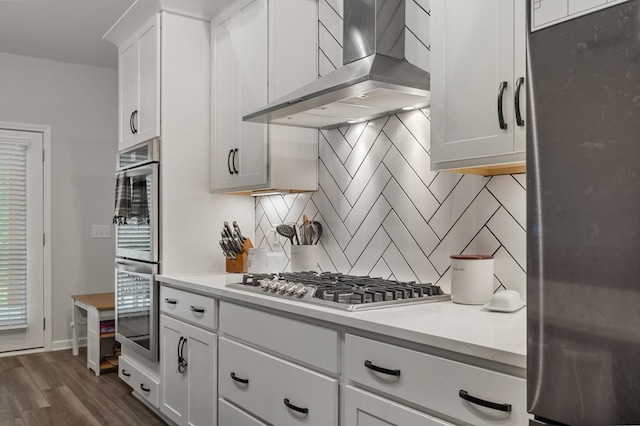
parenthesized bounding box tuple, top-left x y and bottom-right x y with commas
(136, 15, 160, 145)
(267, 0, 318, 192)
(344, 386, 431, 426)
(161, 315, 187, 425)
(430, 0, 525, 172)
(117, 14, 160, 151)
(212, 0, 268, 192)
(212, 11, 241, 191)
(160, 314, 216, 426)
(235, 0, 268, 188)
(212, 0, 318, 193)
(119, 40, 137, 150)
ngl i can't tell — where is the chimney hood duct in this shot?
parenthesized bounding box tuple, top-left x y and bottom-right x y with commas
(243, 0, 430, 130)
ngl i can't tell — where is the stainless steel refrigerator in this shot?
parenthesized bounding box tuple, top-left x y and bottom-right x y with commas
(527, 1, 640, 425)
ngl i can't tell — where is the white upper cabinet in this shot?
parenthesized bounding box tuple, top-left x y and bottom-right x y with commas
(430, 0, 526, 175)
(212, 0, 268, 192)
(211, 0, 318, 194)
(117, 14, 160, 151)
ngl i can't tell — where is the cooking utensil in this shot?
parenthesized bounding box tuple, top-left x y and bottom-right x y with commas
(311, 221, 322, 244)
(276, 224, 297, 245)
(233, 221, 246, 243)
(300, 214, 312, 245)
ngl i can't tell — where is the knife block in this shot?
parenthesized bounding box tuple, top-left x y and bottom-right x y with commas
(226, 238, 253, 273)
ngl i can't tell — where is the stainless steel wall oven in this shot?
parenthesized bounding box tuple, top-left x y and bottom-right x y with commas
(113, 139, 160, 361)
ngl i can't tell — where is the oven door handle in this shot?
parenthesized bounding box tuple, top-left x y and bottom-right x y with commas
(115, 260, 154, 275)
(121, 167, 154, 178)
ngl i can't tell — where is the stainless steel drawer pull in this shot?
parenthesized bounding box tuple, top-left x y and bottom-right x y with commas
(140, 384, 151, 393)
(459, 389, 511, 413)
(230, 372, 249, 384)
(364, 360, 401, 377)
(283, 398, 308, 415)
(190, 306, 205, 313)
(164, 298, 177, 305)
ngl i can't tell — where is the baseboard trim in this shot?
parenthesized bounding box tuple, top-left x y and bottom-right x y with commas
(52, 338, 87, 351)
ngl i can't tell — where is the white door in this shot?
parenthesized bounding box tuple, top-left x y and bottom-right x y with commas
(0, 128, 44, 353)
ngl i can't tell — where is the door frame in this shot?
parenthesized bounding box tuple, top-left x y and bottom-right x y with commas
(0, 121, 52, 353)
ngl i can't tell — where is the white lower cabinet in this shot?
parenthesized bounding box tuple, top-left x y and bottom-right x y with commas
(344, 334, 527, 426)
(160, 314, 216, 426)
(344, 385, 435, 426)
(218, 337, 339, 426)
(118, 355, 160, 408)
(218, 398, 268, 426)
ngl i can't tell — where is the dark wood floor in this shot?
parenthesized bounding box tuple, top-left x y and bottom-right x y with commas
(0, 348, 166, 426)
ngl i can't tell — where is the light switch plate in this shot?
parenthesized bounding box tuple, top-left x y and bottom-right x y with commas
(91, 225, 111, 239)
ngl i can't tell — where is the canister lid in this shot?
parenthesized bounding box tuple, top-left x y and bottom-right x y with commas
(450, 254, 493, 260)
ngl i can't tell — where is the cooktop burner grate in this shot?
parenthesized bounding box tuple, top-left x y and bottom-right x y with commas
(227, 272, 450, 311)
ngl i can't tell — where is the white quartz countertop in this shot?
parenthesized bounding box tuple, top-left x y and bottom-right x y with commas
(157, 272, 526, 370)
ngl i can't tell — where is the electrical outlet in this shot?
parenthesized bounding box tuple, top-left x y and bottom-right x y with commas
(91, 225, 111, 239)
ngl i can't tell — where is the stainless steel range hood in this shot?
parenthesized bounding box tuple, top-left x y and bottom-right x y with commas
(243, 0, 430, 130)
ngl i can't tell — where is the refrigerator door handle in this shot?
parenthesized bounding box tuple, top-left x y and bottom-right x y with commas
(497, 81, 508, 130)
(459, 389, 512, 413)
(514, 77, 525, 127)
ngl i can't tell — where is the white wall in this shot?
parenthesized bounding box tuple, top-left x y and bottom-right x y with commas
(0, 52, 118, 344)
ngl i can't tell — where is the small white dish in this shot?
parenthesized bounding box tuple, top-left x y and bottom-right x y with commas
(484, 290, 526, 312)
(483, 301, 526, 312)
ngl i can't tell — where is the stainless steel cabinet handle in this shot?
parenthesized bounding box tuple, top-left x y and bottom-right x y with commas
(459, 390, 511, 412)
(515, 77, 525, 127)
(190, 306, 205, 313)
(164, 298, 177, 305)
(497, 81, 508, 130)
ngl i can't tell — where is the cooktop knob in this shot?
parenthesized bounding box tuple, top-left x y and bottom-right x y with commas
(259, 279, 271, 291)
(294, 285, 307, 298)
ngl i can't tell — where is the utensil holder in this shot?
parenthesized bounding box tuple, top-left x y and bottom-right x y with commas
(290, 245, 318, 272)
(226, 238, 253, 273)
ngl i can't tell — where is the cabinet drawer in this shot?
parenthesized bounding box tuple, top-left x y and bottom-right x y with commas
(219, 337, 338, 426)
(344, 334, 527, 426)
(219, 399, 268, 426)
(219, 301, 338, 373)
(344, 385, 432, 425)
(119, 355, 160, 408)
(160, 286, 216, 330)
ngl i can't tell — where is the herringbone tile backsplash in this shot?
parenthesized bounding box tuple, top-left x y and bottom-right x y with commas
(254, 0, 527, 300)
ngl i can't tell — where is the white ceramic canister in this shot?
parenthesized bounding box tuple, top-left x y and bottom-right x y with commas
(290, 245, 318, 272)
(247, 248, 268, 273)
(450, 254, 494, 305)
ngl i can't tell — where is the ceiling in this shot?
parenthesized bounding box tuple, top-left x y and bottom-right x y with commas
(0, 0, 237, 70)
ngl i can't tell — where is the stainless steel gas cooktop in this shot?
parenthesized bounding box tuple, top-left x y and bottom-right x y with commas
(226, 272, 450, 311)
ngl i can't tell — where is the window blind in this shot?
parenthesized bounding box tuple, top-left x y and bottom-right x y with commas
(0, 141, 28, 328)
